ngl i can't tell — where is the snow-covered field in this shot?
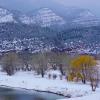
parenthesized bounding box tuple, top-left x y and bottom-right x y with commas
(0, 71, 100, 100)
(59, 93, 100, 100)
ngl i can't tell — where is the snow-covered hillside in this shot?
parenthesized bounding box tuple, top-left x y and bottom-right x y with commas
(0, 7, 100, 53)
(0, 8, 16, 23)
(72, 10, 100, 26)
(0, 7, 100, 27)
(19, 8, 66, 27)
(19, 14, 35, 25)
(34, 8, 66, 27)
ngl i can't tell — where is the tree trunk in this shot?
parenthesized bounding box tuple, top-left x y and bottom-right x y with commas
(59, 64, 64, 75)
(41, 68, 44, 78)
(82, 70, 86, 84)
(82, 79, 86, 84)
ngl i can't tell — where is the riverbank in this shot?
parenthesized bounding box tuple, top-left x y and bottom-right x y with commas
(0, 71, 99, 99)
(58, 93, 100, 100)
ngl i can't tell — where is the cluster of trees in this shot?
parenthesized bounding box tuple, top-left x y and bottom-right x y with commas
(0, 50, 71, 77)
(68, 55, 99, 91)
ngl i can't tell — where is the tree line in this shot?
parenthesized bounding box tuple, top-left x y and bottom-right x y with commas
(0, 50, 71, 77)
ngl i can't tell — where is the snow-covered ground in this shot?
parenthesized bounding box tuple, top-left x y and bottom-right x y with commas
(0, 71, 100, 100)
(59, 93, 100, 100)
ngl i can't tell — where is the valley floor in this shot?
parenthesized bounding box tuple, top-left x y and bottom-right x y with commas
(0, 71, 100, 100)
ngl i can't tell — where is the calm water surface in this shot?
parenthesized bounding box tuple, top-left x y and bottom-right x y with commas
(0, 87, 65, 100)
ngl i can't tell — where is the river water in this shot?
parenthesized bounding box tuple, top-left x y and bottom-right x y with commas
(0, 87, 65, 100)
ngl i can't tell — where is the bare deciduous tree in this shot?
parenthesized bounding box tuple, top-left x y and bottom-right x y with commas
(30, 52, 48, 77)
(1, 52, 20, 75)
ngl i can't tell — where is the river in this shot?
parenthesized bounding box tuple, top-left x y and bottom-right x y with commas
(0, 87, 65, 100)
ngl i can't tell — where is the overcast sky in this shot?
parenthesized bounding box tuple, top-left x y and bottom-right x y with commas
(0, 0, 100, 16)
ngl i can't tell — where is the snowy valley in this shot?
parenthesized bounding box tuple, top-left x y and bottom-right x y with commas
(0, 3, 100, 100)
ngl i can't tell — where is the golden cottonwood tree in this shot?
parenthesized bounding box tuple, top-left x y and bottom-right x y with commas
(70, 55, 97, 84)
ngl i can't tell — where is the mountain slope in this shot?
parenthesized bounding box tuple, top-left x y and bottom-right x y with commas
(19, 8, 66, 27)
(46, 6, 100, 27)
(0, 7, 100, 53)
(33, 8, 66, 27)
(0, 7, 100, 27)
(72, 10, 100, 26)
(0, 7, 16, 23)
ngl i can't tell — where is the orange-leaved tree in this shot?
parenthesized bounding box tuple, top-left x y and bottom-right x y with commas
(70, 55, 97, 84)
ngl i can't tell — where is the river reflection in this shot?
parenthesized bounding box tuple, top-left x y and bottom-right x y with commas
(0, 87, 64, 100)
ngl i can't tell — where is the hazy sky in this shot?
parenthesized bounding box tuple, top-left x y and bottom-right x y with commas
(55, 0, 100, 16)
(0, 0, 100, 16)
